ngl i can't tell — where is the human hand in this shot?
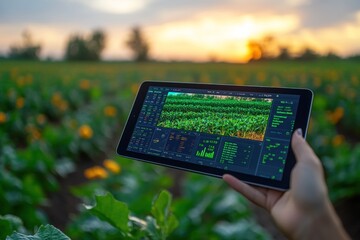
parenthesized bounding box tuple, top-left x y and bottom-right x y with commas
(223, 129, 350, 240)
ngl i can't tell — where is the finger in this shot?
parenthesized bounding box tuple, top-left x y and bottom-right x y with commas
(291, 129, 318, 165)
(223, 174, 267, 208)
(291, 129, 323, 175)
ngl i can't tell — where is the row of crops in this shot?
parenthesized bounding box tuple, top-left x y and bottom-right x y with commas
(0, 61, 271, 239)
(158, 94, 271, 140)
(0, 60, 360, 239)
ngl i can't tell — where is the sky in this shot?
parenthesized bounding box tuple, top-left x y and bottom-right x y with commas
(1, 0, 360, 62)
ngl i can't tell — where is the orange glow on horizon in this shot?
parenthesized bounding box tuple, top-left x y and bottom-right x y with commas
(0, 10, 359, 61)
(147, 13, 299, 62)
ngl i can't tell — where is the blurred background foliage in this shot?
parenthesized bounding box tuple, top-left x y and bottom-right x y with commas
(1, 20, 360, 238)
(0, 58, 359, 239)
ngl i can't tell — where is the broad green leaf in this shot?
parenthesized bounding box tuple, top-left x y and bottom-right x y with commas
(151, 190, 171, 227)
(151, 190, 179, 238)
(86, 192, 129, 232)
(0, 217, 13, 240)
(0, 214, 24, 239)
(6, 224, 70, 240)
(166, 214, 179, 236)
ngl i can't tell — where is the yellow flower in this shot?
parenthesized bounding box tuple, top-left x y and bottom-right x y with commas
(52, 92, 62, 104)
(327, 107, 344, 125)
(0, 112, 7, 123)
(332, 135, 345, 147)
(26, 124, 42, 141)
(36, 114, 47, 125)
(80, 79, 91, 90)
(31, 129, 42, 141)
(84, 166, 108, 179)
(51, 92, 68, 111)
(103, 159, 121, 174)
(58, 100, 68, 112)
(104, 106, 117, 117)
(16, 97, 25, 109)
(78, 124, 93, 139)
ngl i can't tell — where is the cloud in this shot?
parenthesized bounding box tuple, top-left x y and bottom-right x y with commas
(286, 10, 360, 56)
(2, 0, 359, 30)
(296, 0, 360, 28)
(285, 0, 311, 7)
(72, 0, 152, 14)
(0, 0, 359, 60)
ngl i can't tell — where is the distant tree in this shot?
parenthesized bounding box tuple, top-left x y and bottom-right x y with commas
(247, 35, 278, 62)
(8, 31, 42, 60)
(324, 51, 341, 60)
(277, 47, 291, 60)
(347, 54, 360, 61)
(65, 30, 106, 61)
(125, 26, 150, 62)
(297, 47, 319, 61)
(247, 40, 263, 61)
(260, 35, 277, 60)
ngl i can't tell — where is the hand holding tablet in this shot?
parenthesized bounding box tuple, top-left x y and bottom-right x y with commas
(117, 81, 313, 190)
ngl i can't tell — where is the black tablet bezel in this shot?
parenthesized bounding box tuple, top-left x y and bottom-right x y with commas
(117, 81, 313, 190)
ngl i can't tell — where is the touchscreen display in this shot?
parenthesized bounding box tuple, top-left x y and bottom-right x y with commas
(126, 86, 300, 181)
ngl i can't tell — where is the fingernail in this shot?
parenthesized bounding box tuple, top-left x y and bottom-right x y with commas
(296, 128, 303, 137)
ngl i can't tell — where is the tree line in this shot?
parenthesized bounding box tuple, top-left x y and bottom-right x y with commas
(246, 35, 356, 62)
(4, 27, 150, 62)
(3, 28, 360, 62)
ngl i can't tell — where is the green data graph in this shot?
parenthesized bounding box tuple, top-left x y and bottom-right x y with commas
(195, 137, 220, 159)
(196, 147, 215, 159)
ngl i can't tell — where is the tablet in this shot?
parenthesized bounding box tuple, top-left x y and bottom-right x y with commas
(117, 81, 313, 190)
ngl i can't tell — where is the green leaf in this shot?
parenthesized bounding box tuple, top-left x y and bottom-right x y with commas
(0, 217, 13, 240)
(166, 214, 179, 236)
(0, 215, 24, 237)
(86, 192, 130, 233)
(151, 190, 171, 227)
(6, 224, 70, 240)
(151, 190, 179, 238)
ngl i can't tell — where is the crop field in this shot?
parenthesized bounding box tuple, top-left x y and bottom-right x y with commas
(157, 93, 272, 140)
(1, 60, 360, 239)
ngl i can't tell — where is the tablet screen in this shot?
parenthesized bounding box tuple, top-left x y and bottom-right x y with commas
(124, 84, 302, 181)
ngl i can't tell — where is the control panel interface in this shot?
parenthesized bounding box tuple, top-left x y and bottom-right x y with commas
(127, 86, 300, 181)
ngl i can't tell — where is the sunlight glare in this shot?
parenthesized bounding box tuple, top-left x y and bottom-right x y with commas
(149, 14, 299, 62)
(86, 0, 149, 14)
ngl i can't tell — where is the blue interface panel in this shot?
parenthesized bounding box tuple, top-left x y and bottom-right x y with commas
(127, 86, 299, 180)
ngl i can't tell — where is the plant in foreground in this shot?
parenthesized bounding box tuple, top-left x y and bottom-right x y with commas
(4, 190, 178, 240)
(85, 190, 178, 239)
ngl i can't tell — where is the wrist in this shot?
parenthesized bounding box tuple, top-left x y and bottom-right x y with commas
(293, 200, 350, 240)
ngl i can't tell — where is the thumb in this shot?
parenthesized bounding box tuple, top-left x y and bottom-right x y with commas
(291, 128, 321, 167)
